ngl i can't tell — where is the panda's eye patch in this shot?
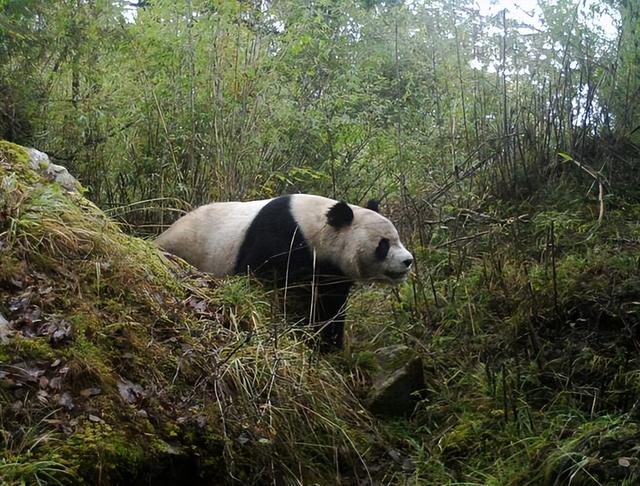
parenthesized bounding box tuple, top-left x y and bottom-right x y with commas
(375, 238, 390, 260)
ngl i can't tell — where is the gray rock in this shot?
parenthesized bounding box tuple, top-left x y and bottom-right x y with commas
(374, 344, 411, 369)
(27, 147, 81, 192)
(0, 312, 14, 344)
(366, 356, 424, 417)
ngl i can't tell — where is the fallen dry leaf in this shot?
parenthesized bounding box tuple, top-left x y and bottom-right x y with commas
(58, 392, 74, 410)
(80, 387, 101, 398)
(117, 378, 145, 404)
(0, 312, 14, 344)
(36, 389, 49, 404)
(49, 376, 62, 390)
(619, 457, 632, 467)
(38, 317, 73, 344)
(185, 295, 208, 313)
(10, 362, 46, 383)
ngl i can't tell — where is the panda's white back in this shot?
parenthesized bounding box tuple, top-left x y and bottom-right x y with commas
(156, 199, 271, 276)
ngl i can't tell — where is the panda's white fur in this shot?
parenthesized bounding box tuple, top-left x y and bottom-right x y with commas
(156, 194, 413, 349)
(156, 199, 272, 275)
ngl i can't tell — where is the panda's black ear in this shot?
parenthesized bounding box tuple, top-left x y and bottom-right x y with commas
(365, 199, 380, 213)
(327, 201, 354, 228)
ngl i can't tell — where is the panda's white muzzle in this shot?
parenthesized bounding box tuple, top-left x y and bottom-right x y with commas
(383, 246, 413, 283)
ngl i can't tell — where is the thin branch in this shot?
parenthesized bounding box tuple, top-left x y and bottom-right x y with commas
(434, 230, 491, 249)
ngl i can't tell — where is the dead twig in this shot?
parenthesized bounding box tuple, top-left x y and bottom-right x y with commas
(559, 152, 607, 223)
(434, 230, 491, 249)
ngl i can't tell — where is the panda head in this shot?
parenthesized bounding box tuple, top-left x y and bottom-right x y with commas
(317, 198, 414, 283)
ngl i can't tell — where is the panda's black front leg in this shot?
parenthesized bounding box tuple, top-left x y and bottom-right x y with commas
(315, 280, 352, 350)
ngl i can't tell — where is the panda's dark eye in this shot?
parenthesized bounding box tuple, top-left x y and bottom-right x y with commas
(375, 238, 390, 260)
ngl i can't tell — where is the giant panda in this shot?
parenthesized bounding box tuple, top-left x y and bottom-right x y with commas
(156, 194, 413, 349)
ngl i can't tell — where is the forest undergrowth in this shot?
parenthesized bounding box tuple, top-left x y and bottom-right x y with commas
(344, 149, 640, 485)
(1, 141, 640, 485)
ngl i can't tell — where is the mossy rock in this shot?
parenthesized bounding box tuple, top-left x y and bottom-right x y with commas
(0, 140, 37, 184)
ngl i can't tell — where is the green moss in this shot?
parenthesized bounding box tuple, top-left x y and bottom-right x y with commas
(60, 421, 142, 483)
(63, 336, 116, 389)
(354, 350, 380, 372)
(0, 345, 11, 363)
(0, 254, 26, 281)
(0, 140, 35, 181)
(11, 336, 58, 361)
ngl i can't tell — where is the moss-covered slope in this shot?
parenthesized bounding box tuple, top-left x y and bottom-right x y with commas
(0, 141, 378, 485)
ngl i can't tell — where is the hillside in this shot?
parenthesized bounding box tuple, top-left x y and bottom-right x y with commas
(0, 141, 384, 485)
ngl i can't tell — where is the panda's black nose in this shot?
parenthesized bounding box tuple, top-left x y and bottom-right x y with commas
(403, 258, 413, 268)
